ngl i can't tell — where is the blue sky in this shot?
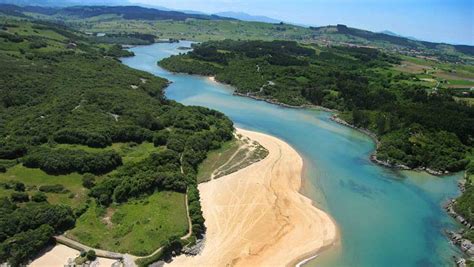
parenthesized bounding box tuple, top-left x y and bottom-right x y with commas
(130, 0, 474, 45)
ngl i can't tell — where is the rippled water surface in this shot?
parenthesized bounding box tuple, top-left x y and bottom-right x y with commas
(122, 42, 462, 267)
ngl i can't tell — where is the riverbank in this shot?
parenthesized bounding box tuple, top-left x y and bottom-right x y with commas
(207, 75, 335, 112)
(167, 128, 338, 266)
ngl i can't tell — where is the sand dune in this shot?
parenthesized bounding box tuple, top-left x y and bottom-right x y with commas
(169, 128, 337, 267)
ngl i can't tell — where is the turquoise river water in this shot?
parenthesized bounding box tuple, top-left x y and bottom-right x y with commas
(122, 42, 463, 267)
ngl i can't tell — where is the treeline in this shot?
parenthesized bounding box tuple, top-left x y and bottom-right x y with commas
(0, 198, 75, 266)
(103, 44, 135, 58)
(23, 148, 122, 175)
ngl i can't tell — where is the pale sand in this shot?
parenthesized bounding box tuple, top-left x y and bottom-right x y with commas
(207, 76, 216, 82)
(169, 128, 337, 267)
(96, 257, 120, 266)
(29, 244, 79, 267)
(29, 244, 120, 267)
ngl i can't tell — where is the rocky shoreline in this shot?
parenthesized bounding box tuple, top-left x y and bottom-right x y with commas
(445, 173, 474, 267)
(232, 92, 335, 112)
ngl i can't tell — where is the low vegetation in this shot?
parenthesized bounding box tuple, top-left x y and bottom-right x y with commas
(197, 134, 269, 183)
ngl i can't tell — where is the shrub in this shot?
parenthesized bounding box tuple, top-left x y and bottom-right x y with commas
(82, 174, 96, 189)
(10, 192, 29, 203)
(39, 184, 67, 194)
(31, 192, 48, 202)
(29, 39, 47, 49)
(153, 131, 169, 146)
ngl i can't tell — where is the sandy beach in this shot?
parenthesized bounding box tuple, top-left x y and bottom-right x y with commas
(169, 128, 337, 267)
(29, 244, 79, 267)
(29, 244, 120, 267)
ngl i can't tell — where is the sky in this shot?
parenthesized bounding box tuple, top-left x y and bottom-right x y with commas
(129, 0, 474, 45)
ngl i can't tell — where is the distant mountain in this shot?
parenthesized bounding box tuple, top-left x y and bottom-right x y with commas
(180, 9, 208, 15)
(215, 11, 281, 23)
(311, 24, 474, 57)
(380, 30, 419, 41)
(0, 0, 128, 7)
(0, 4, 234, 21)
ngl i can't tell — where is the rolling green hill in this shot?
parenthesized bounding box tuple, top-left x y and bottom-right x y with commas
(0, 4, 234, 21)
(2, 4, 473, 64)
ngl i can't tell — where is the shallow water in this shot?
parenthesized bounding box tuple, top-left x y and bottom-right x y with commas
(122, 42, 462, 267)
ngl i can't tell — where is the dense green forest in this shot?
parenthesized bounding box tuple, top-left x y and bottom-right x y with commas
(0, 19, 233, 265)
(160, 40, 473, 173)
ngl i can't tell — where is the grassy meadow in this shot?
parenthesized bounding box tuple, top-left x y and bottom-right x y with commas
(197, 138, 239, 183)
(66, 191, 188, 256)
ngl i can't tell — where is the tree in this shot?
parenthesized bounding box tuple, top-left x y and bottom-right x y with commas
(86, 250, 96, 261)
(153, 131, 169, 146)
(161, 236, 183, 262)
(0, 224, 54, 266)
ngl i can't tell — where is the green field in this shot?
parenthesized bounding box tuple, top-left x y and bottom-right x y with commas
(67, 191, 188, 256)
(395, 55, 474, 91)
(0, 164, 86, 207)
